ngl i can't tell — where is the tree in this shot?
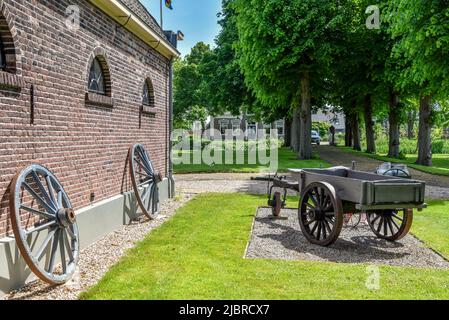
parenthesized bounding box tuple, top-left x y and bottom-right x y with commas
(387, 0, 449, 166)
(173, 43, 213, 129)
(200, 0, 252, 117)
(235, 0, 351, 159)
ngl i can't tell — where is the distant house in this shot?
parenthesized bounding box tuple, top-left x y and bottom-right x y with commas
(206, 110, 345, 140)
(207, 113, 285, 139)
(312, 110, 345, 133)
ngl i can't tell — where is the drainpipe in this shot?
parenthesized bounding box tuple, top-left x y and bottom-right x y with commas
(168, 56, 175, 198)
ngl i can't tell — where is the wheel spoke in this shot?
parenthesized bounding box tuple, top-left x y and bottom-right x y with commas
(387, 217, 396, 236)
(322, 222, 327, 239)
(30, 171, 56, 211)
(371, 214, 381, 224)
(310, 221, 319, 235)
(383, 217, 388, 236)
(391, 217, 400, 231)
(47, 229, 60, 273)
(316, 222, 322, 240)
(325, 216, 335, 225)
(324, 219, 332, 234)
(20, 205, 55, 220)
(23, 182, 56, 215)
(376, 217, 384, 234)
(392, 212, 404, 222)
(26, 220, 57, 235)
(36, 228, 57, 260)
(63, 230, 74, 262)
(66, 226, 76, 239)
(57, 190, 63, 208)
(59, 232, 67, 274)
(45, 175, 58, 209)
(305, 218, 316, 226)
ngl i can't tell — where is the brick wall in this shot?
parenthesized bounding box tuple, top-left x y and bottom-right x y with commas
(0, 0, 170, 238)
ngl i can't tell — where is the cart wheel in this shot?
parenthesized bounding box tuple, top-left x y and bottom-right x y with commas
(129, 144, 161, 220)
(367, 209, 413, 241)
(298, 182, 343, 246)
(9, 165, 80, 285)
(272, 192, 282, 217)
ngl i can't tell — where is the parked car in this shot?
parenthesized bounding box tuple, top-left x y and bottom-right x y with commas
(311, 130, 321, 145)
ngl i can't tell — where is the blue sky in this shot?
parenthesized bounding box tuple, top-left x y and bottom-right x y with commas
(141, 0, 222, 56)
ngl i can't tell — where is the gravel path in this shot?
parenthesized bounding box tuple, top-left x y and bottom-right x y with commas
(2, 194, 195, 300)
(316, 145, 449, 199)
(246, 207, 449, 268)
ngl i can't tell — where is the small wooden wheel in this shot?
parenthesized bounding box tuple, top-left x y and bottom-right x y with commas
(9, 164, 79, 285)
(272, 192, 282, 217)
(129, 144, 161, 219)
(367, 209, 413, 241)
(298, 182, 343, 246)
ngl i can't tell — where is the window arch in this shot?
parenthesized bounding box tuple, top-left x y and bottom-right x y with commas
(0, 11, 17, 73)
(86, 52, 111, 97)
(142, 78, 155, 107)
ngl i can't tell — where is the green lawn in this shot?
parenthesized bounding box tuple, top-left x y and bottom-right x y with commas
(81, 194, 449, 300)
(340, 147, 449, 176)
(174, 147, 330, 173)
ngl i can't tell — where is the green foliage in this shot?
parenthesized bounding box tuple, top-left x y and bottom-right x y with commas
(173, 43, 214, 129)
(386, 1, 449, 96)
(312, 121, 330, 139)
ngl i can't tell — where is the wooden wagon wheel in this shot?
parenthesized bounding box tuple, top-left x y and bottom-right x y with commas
(367, 209, 413, 241)
(129, 144, 162, 220)
(9, 164, 79, 285)
(298, 182, 343, 246)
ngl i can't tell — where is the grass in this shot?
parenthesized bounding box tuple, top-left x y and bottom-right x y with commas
(173, 147, 330, 174)
(340, 146, 449, 176)
(81, 193, 449, 300)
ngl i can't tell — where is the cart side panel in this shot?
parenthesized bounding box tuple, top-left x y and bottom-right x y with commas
(300, 172, 364, 203)
(364, 182, 426, 205)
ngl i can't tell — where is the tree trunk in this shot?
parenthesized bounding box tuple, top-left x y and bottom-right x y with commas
(388, 91, 400, 158)
(352, 112, 361, 151)
(345, 115, 352, 147)
(364, 94, 376, 153)
(291, 106, 301, 152)
(407, 110, 416, 139)
(299, 71, 312, 159)
(284, 118, 291, 147)
(416, 95, 433, 166)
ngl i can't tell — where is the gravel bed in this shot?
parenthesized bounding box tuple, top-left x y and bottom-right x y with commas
(2, 194, 195, 300)
(246, 207, 449, 269)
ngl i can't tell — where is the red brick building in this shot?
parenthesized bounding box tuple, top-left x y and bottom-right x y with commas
(0, 0, 179, 294)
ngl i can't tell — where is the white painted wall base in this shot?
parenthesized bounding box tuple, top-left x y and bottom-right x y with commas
(0, 179, 170, 297)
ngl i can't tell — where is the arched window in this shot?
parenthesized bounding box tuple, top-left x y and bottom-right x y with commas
(142, 78, 155, 107)
(88, 57, 106, 94)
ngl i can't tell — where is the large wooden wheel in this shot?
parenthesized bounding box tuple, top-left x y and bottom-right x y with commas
(129, 144, 162, 220)
(298, 182, 344, 246)
(9, 164, 79, 285)
(367, 209, 413, 241)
